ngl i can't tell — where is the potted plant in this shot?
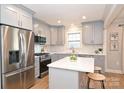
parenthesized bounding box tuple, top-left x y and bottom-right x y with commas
(94, 48, 103, 54)
(70, 47, 77, 62)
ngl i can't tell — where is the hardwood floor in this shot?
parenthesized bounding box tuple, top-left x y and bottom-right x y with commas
(89, 73, 124, 89)
(30, 73, 124, 89)
(31, 76, 48, 89)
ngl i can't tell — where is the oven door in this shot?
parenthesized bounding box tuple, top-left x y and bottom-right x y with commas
(1, 25, 21, 73)
(40, 59, 51, 74)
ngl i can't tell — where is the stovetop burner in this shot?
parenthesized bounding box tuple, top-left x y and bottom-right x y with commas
(34, 53, 49, 56)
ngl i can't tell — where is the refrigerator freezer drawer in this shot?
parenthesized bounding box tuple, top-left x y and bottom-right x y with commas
(2, 70, 22, 89)
(23, 66, 35, 88)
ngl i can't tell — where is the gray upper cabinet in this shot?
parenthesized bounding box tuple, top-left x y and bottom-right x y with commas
(94, 21, 104, 44)
(82, 22, 93, 44)
(50, 27, 58, 45)
(20, 9, 33, 30)
(0, 4, 33, 30)
(45, 30, 50, 45)
(0, 5, 19, 27)
(82, 20, 104, 45)
(50, 26, 65, 45)
(57, 27, 65, 45)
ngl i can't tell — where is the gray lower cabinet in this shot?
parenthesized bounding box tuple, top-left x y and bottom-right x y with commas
(51, 54, 58, 62)
(58, 54, 69, 60)
(94, 55, 105, 72)
(51, 54, 69, 62)
(78, 54, 105, 72)
(78, 54, 93, 58)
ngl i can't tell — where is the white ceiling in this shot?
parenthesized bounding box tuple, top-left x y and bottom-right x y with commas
(117, 7, 124, 19)
(23, 4, 106, 26)
(111, 6, 124, 24)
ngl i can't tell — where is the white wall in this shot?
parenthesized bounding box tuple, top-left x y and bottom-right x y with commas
(106, 22, 123, 73)
(33, 18, 51, 53)
(33, 18, 50, 36)
(49, 25, 103, 54)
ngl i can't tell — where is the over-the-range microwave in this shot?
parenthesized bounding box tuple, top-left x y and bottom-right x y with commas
(35, 36, 46, 44)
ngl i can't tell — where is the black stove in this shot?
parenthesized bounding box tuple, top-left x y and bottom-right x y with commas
(35, 53, 51, 78)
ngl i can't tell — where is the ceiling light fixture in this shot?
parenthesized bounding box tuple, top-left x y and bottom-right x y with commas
(57, 20, 61, 24)
(7, 7, 15, 11)
(57, 17, 61, 24)
(82, 16, 86, 19)
(34, 24, 39, 28)
(71, 23, 74, 26)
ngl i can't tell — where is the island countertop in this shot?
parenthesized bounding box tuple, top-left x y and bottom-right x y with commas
(47, 57, 94, 73)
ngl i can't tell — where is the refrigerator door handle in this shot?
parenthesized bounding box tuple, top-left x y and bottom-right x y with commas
(19, 32, 23, 66)
(22, 33, 26, 67)
(4, 69, 21, 77)
(21, 66, 34, 72)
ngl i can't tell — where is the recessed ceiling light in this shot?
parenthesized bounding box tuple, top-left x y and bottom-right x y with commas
(82, 16, 86, 19)
(71, 23, 74, 26)
(57, 17, 61, 24)
(7, 7, 15, 11)
(57, 20, 61, 24)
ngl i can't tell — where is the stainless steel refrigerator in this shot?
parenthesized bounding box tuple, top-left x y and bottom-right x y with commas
(0, 25, 35, 89)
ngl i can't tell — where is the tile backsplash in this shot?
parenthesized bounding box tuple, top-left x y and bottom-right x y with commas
(49, 44, 103, 54)
(34, 44, 43, 53)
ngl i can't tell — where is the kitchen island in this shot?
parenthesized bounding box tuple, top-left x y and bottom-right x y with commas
(47, 57, 94, 89)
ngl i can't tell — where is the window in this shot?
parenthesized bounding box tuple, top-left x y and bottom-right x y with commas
(68, 32, 80, 48)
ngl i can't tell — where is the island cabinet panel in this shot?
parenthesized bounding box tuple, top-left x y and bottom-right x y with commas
(49, 68, 80, 89)
(48, 57, 94, 89)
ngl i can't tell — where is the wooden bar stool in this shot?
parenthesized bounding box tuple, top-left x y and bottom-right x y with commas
(94, 66, 102, 73)
(87, 73, 106, 89)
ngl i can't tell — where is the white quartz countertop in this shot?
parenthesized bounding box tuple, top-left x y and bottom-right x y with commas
(49, 52, 106, 55)
(47, 57, 94, 73)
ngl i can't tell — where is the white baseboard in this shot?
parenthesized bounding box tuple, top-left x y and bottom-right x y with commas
(105, 69, 122, 74)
